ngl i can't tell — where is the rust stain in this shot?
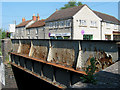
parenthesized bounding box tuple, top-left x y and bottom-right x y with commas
(32, 46, 48, 61)
(51, 48, 75, 68)
(20, 44, 31, 55)
(85, 50, 113, 71)
(11, 52, 87, 75)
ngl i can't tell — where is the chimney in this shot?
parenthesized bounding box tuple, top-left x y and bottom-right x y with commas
(22, 17, 25, 22)
(37, 13, 40, 21)
(56, 8, 58, 11)
(32, 14, 36, 21)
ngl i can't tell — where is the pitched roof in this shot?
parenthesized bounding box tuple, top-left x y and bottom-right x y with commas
(93, 10, 120, 24)
(46, 4, 85, 22)
(46, 4, 120, 24)
(16, 20, 32, 28)
(26, 19, 45, 29)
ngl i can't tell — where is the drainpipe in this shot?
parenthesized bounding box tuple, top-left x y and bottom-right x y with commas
(100, 21, 103, 40)
(71, 18, 73, 39)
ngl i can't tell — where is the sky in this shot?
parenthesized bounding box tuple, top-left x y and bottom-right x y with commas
(0, 1, 119, 31)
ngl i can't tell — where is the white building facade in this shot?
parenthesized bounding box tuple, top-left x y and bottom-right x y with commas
(14, 5, 120, 40)
(45, 4, 120, 40)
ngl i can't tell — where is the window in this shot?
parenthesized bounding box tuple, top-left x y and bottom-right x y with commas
(90, 21, 97, 27)
(16, 29, 18, 34)
(106, 23, 110, 28)
(65, 20, 71, 27)
(59, 21, 64, 27)
(55, 22, 58, 28)
(57, 36, 63, 39)
(113, 35, 120, 40)
(36, 28, 38, 34)
(21, 29, 24, 34)
(63, 36, 70, 39)
(79, 20, 86, 26)
(50, 36, 55, 39)
(105, 35, 111, 40)
(27, 29, 30, 35)
(114, 24, 117, 30)
(83, 35, 93, 40)
(49, 22, 53, 28)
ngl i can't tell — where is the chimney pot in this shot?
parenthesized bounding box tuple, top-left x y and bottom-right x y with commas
(37, 13, 40, 21)
(32, 14, 36, 21)
(56, 9, 58, 11)
(22, 17, 25, 22)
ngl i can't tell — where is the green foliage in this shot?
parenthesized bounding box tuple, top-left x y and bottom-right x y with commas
(77, 1, 82, 6)
(81, 57, 97, 84)
(60, 0, 82, 10)
(0, 48, 2, 56)
(0, 29, 2, 56)
(7, 32, 11, 38)
(2, 30, 7, 39)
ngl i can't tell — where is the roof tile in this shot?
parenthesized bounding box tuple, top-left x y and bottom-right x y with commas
(26, 19, 45, 29)
(16, 20, 32, 28)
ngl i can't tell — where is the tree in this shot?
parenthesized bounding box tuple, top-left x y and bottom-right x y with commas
(60, 0, 82, 10)
(2, 30, 7, 39)
(77, 1, 82, 6)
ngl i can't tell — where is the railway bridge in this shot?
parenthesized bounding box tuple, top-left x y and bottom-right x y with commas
(10, 39, 119, 89)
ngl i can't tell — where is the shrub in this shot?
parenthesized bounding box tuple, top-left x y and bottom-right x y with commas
(81, 57, 97, 84)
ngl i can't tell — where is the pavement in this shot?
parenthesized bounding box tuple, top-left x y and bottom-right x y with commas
(0, 56, 5, 90)
(70, 60, 120, 89)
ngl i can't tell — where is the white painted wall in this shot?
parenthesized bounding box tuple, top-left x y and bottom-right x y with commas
(102, 22, 120, 40)
(73, 5, 102, 40)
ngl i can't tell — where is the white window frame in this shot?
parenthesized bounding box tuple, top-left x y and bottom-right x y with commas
(65, 20, 71, 27)
(90, 21, 97, 27)
(79, 20, 86, 26)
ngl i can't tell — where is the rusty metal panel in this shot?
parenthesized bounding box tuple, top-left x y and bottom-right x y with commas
(81, 41, 118, 70)
(11, 40, 19, 53)
(50, 40, 79, 68)
(20, 40, 31, 55)
(32, 40, 49, 61)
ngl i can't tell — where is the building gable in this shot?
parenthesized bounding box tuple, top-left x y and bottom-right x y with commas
(73, 5, 102, 21)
